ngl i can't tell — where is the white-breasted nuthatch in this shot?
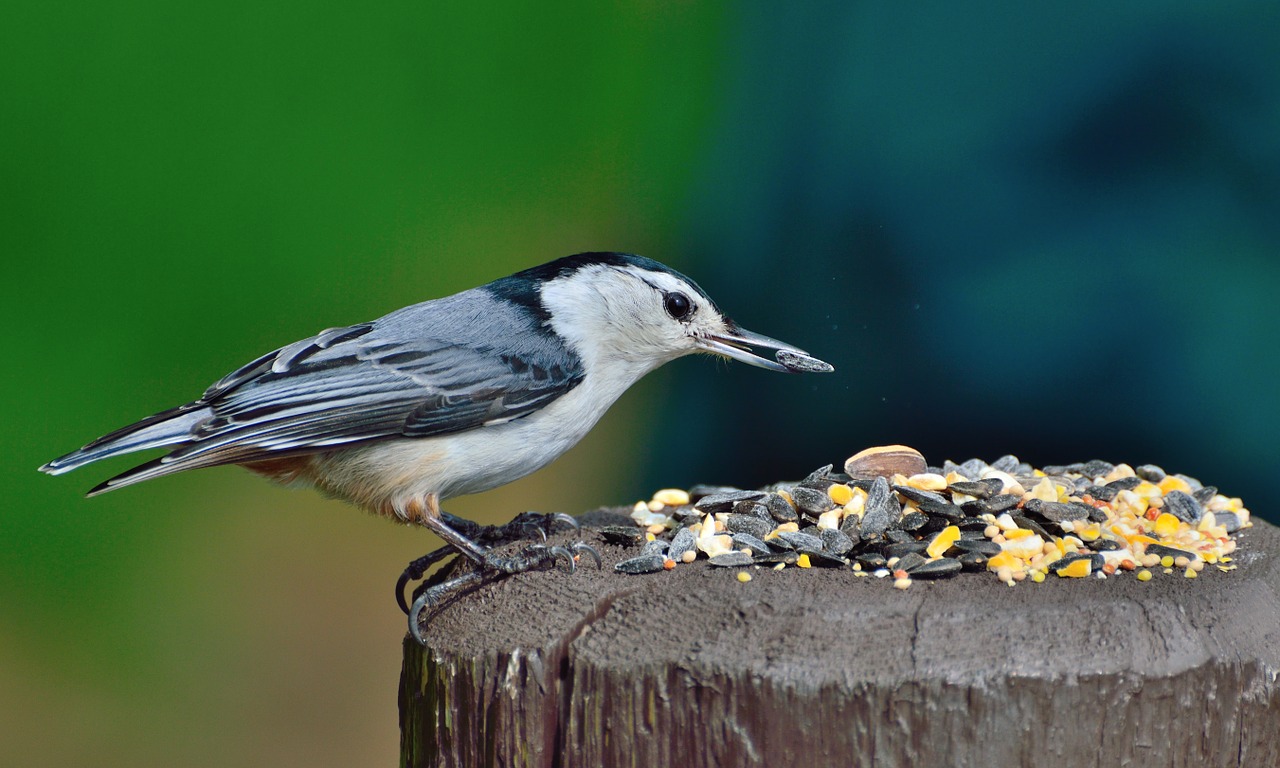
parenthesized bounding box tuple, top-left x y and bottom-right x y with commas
(41, 252, 832, 637)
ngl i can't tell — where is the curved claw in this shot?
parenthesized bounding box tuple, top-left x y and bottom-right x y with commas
(407, 568, 492, 645)
(572, 541, 603, 568)
(550, 545, 577, 572)
(396, 570, 416, 616)
(551, 513, 581, 531)
(519, 521, 549, 542)
(408, 592, 432, 646)
(395, 546, 454, 615)
(532, 544, 576, 572)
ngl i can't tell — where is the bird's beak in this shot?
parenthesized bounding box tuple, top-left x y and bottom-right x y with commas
(697, 323, 834, 373)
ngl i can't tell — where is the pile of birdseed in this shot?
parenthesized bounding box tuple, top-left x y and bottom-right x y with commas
(609, 445, 1251, 589)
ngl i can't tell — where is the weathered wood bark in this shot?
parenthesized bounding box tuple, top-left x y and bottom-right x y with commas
(400, 515, 1280, 767)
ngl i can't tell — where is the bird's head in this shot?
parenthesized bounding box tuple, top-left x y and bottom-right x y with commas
(523, 253, 831, 377)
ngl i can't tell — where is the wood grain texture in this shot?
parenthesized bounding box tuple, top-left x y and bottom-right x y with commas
(401, 514, 1280, 767)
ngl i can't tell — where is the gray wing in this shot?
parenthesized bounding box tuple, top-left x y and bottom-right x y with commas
(144, 289, 585, 472)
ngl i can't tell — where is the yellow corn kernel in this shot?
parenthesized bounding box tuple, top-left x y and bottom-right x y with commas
(1134, 481, 1162, 498)
(1005, 528, 1034, 540)
(827, 483, 854, 506)
(765, 522, 800, 539)
(927, 525, 961, 558)
(987, 551, 1020, 571)
(1077, 525, 1101, 542)
(796, 553, 812, 569)
(1158, 475, 1192, 495)
(843, 487, 867, 517)
(1056, 558, 1092, 578)
(1153, 513, 1181, 538)
(1184, 567, 1197, 579)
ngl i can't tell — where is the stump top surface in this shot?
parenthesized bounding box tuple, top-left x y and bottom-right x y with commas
(419, 515, 1280, 685)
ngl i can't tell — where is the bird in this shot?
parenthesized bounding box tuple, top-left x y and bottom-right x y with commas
(41, 252, 833, 638)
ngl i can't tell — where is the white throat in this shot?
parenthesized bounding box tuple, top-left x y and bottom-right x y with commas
(539, 265, 689, 396)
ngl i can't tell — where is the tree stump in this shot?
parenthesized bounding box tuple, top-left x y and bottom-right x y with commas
(400, 515, 1280, 767)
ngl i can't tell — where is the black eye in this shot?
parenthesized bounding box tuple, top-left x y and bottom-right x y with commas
(664, 291, 693, 321)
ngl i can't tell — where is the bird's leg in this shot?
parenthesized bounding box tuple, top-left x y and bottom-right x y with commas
(394, 507, 587, 615)
(405, 493, 573, 572)
(398, 494, 602, 638)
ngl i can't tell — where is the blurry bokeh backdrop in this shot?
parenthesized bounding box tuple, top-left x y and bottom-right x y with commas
(5, 2, 1278, 765)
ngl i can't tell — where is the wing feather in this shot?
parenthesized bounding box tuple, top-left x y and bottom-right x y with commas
(154, 297, 583, 474)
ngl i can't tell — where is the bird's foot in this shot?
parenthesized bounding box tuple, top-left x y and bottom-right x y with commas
(481, 539, 602, 575)
(406, 568, 496, 646)
(395, 511, 586, 614)
(491, 511, 582, 545)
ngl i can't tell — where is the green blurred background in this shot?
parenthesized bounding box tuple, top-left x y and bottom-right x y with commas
(4, 2, 1277, 765)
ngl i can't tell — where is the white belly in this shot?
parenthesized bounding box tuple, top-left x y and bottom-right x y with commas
(296, 371, 636, 517)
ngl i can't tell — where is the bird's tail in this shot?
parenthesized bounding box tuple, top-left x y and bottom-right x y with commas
(39, 403, 211, 492)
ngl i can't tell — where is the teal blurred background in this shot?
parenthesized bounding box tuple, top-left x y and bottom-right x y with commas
(4, 2, 1277, 765)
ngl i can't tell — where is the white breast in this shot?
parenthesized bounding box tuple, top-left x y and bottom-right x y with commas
(297, 364, 651, 518)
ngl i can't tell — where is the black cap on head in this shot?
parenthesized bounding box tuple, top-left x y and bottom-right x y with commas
(488, 252, 718, 326)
